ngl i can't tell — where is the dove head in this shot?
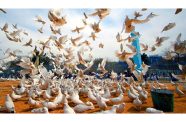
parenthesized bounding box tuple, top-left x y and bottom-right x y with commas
(62, 17, 67, 24)
(86, 101, 93, 106)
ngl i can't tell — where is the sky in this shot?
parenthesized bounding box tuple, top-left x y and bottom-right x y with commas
(0, 9, 186, 61)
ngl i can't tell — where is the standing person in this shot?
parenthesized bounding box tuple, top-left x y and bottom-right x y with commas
(155, 73, 159, 80)
(32, 46, 45, 68)
(150, 73, 154, 81)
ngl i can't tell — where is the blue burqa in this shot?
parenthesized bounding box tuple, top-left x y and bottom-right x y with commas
(131, 31, 143, 73)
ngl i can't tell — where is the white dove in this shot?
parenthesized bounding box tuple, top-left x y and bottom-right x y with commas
(128, 89, 138, 100)
(99, 105, 118, 114)
(43, 89, 52, 99)
(139, 89, 148, 103)
(31, 107, 49, 113)
(11, 83, 26, 95)
(133, 97, 142, 111)
(146, 107, 163, 113)
(16, 83, 26, 95)
(28, 97, 41, 107)
(133, 84, 143, 92)
(10, 91, 22, 100)
(73, 101, 95, 113)
(96, 95, 107, 110)
(156, 81, 168, 89)
(63, 96, 76, 114)
(53, 90, 65, 104)
(116, 84, 123, 94)
(70, 91, 85, 105)
(102, 87, 111, 98)
(87, 88, 97, 101)
(121, 85, 127, 93)
(110, 93, 124, 103)
(130, 85, 139, 97)
(5, 94, 15, 113)
(94, 91, 110, 102)
(41, 100, 58, 110)
(175, 85, 185, 97)
(98, 88, 105, 96)
(35, 87, 43, 96)
(27, 88, 38, 99)
(116, 103, 126, 113)
(79, 86, 89, 94)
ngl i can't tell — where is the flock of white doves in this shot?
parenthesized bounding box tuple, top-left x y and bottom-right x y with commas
(0, 8, 185, 113)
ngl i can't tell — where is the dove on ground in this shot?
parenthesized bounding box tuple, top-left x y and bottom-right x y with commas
(99, 105, 118, 114)
(63, 97, 76, 114)
(116, 103, 126, 113)
(146, 108, 163, 113)
(133, 97, 142, 111)
(95, 95, 108, 110)
(175, 84, 185, 97)
(128, 89, 138, 100)
(31, 107, 49, 113)
(110, 93, 124, 103)
(28, 97, 41, 107)
(5, 94, 15, 113)
(41, 100, 58, 110)
(10, 91, 22, 100)
(73, 101, 95, 113)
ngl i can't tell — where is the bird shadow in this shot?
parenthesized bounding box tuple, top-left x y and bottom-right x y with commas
(176, 99, 186, 103)
(0, 110, 9, 113)
(124, 99, 133, 103)
(68, 102, 76, 107)
(83, 108, 100, 113)
(21, 107, 33, 112)
(127, 106, 147, 113)
(49, 106, 64, 112)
